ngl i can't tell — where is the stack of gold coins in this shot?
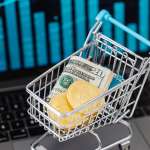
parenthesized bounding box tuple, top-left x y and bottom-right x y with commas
(67, 81, 105, 114)
(49, 91, 86, 129)
(48, 81, 105, 130)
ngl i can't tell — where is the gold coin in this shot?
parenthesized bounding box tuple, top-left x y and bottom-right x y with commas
(67, 81, 105, 114)
(49, 92, 86, 129)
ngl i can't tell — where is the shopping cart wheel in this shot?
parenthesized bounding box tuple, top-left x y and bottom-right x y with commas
(118, 140, 130, 150)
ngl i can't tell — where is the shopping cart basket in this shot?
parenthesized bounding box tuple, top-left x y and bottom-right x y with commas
(26, 9, 150, 150)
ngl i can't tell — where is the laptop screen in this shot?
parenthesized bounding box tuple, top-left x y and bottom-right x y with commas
(0, 0, 149, 79)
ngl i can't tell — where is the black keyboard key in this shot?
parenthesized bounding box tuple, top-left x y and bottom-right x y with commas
(0, 105, 8, 113)
(23, 92, 29, 99)
(28, 127, 45, 137)
(23, 101, 29, 109)
(11, 120, 25, 129)
(133, 109, 144, 118)
(2, 113, 15, 121)
(0, 132, 9, 142)
(1, 95, 12, 104)
(25, 118, 38, 127)
(144, 106, 150, 115)
(11, 103, 22, 111)
(10, 129, 28, 140)
(15, 93, 25, 102)
(16, 110, 29, 119)
(0, 123, 10, 131)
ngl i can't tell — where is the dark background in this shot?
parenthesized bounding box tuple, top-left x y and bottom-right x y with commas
(0, 0, 149, 79)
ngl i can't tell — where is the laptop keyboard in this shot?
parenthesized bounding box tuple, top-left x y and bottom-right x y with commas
(0, 83, 150, 143)
(0, 89, 45, 142)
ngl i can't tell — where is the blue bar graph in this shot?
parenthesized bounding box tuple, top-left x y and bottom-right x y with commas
(34, 12, 48, 66)
(74, 0, 86, 49)
(19, 0, 34, 68)
(0, 17, 7, 71)
(0, 0, 17, 7)
(87, 0, 99, 49)
(1, 0, 150, 73)
(87, 0, 99, 59)
(102, 21, 112, 39)
(4, 0, 21, 70)
(60, 0, 74, 58)
(87, 0, 99, 31)
(48, 22, 61, 64)
(114, 2, 125, 48)
(127, 23, 137, 53)
(139, 0, 149, 52)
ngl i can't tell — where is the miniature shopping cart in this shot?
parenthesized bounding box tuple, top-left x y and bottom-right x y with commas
(26, 9, 150, 150)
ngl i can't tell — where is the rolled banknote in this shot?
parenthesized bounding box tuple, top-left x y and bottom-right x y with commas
(46, 56, 114, 102)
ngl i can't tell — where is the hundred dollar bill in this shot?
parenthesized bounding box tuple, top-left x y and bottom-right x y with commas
(46, 56, 114, 102)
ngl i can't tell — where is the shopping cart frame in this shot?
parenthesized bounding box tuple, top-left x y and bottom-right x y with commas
(26, 9, 150, 150)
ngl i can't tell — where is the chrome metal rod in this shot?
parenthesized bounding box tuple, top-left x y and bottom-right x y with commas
(31, 131, 49, 150)
(101, 119, 133, 150)
(89, 130, 102, 150)
(30, 119, 133, 150)
(84, 21, 103, 46)
(113, 57, 150, 123)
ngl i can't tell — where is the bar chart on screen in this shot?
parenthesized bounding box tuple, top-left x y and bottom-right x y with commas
(18, 0, 35, 68)
(4, 0, 21, 70)
(0, 17, 7, 71)
(0, 0, 149, 72)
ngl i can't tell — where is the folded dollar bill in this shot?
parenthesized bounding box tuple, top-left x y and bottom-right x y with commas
(46, 56, 114, 102)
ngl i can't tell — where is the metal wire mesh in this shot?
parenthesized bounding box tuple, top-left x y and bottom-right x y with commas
(26, 30, 150, 142)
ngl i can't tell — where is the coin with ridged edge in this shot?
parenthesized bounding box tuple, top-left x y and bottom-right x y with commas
(49, 91, 87, 129)
(67, 81, 105, 114)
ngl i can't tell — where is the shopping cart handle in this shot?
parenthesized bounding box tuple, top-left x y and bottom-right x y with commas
(95, 9, 150, 47)
(95, 9, 111, 22)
